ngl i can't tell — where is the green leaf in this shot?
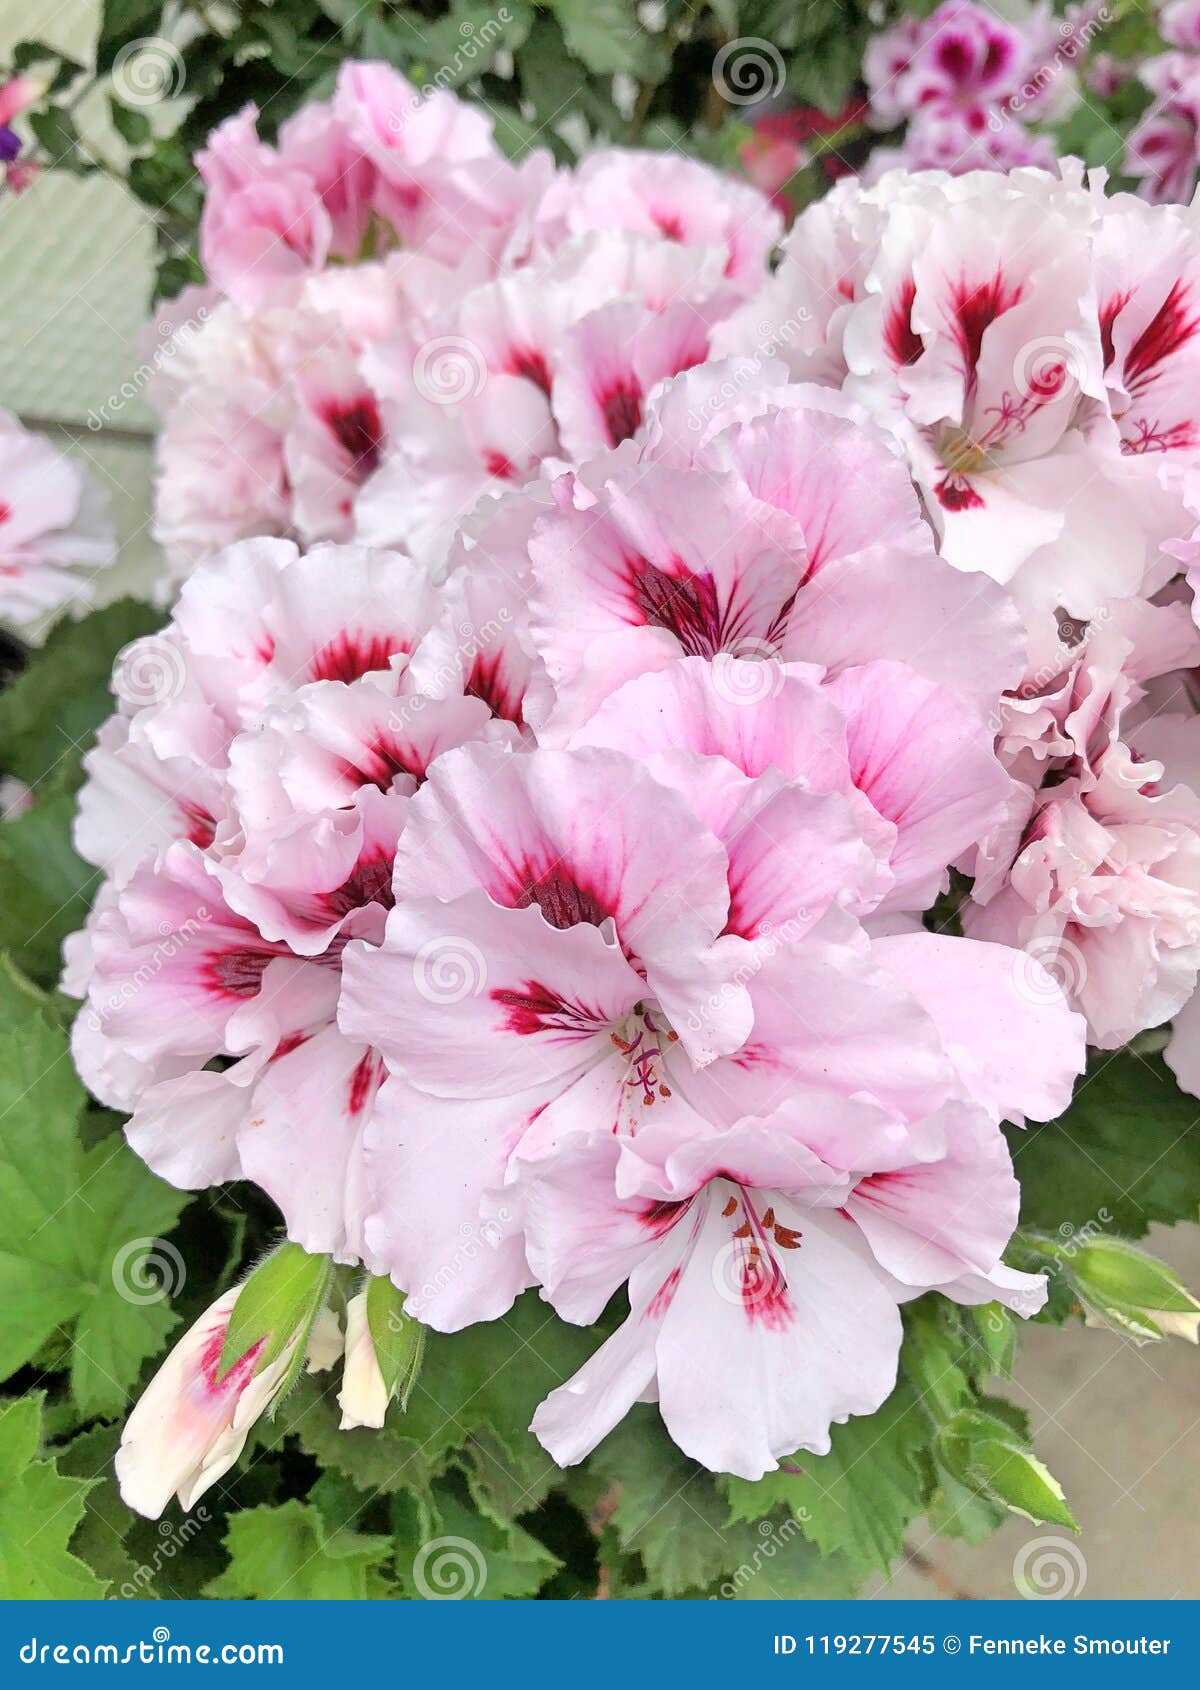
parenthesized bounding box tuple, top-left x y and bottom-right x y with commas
(365, 1275, 425, 1407)
(1007, 1051, 1200, 1238)
(0, 788, 98, 986)
(546, 0, 648, 76)
(0, 1000, 190, 1412)
(68, 1139, 190, 1417)
(219, 1242, 333, 1380)
(277, 1293, 597, 1522)
(204, 1501, 392, 1599)
(97, 1, 165, 67)
(937, 1409, 1077, 1530)
(0, 598, 165, 793)
(724, 1383, 928, 1574)
(898, 1296, 976, 1424)
(0, 1397, 104, 1598)
(109, 97, 152, 146)
(591, 1406, 856, 1598)
(392, 1479, 559, 1600)
(29, 106, 84, 168)
(54, 1423, 149, 1599)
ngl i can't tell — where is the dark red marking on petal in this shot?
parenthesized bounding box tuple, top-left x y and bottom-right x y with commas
(323, 396, 384, 481)
(203, 945, 277, 999)
(347, 1049, 384, 1118)
(510, 347, 553, 397)
(935, 34, 971, 77)
(491, 979, 607, 1037)
(309, 629, 406, 684)
(645, 1265, 682, 1318)
(322, 848, 395, 917)
(1121, 416, 1198, 454)
(628, 555, 723, 656)
(1099, 291, 1130, 372)
(199, 1322, 265, 1395)
(949, 270, 1023, 377)
(483, 449, 517, 480)
(737, 1243, 793, 1330)
(639, 1197, 689, 1235)
(934, 474, 985, 511)
(509, 864, 611, 930)
(883, 277, 922, 367)
(179, 799, 217, 850)
(465, 651, 524, 727)
(651, 210, 685, 241)
(353, 734, 426, 790)
(269, 1031, 308, 1064)
(0, 501, 11, 525)
(1123, 279, 1200, 395)
(600, 378, 643, 447)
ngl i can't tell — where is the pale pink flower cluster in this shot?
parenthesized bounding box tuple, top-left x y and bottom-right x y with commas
(722, 162, 1200, 1061)
(0, 411, 115, 623)
(862, 1, 1090, 181)
(89, 69, 1200, 1494)
(70, 375, 1088, 1488)
(147, 59, 778, 586)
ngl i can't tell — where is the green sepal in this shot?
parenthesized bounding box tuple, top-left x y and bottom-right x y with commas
(937, 1408, 1077, 1530)
(218, 1242, 332, 1383)
(365, 1275, 426, 1410)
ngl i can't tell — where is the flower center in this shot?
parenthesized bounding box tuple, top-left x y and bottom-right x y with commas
(611, 1004, 679, 1109)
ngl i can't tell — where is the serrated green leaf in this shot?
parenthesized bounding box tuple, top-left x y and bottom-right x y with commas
(898, 1296, 976, 1423)
(276, 1293, 596, 1522)
(67, 1139, 190, 1417)
(204, 1500, 392, 1599)
(0, 1397, 104, 1598)
(591, 1405, 857, 1597)
(109, 97, 151, 146)
(392, 1478, 559, 1600)
(724, 1383, 927, 1574)
(0, 788, 99, 985)
(54, 1423, 149, 1599)
(0, 598, 164, 793)
(0, 1001, 190, 1410)
(1008, 1052, 1200, 1238)
(546, 0, 650, 77)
